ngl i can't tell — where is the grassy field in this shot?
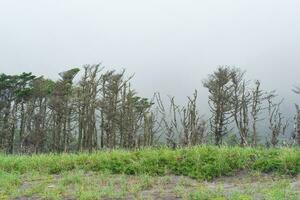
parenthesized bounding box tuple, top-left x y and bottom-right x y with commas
(0, 146, 299, 199)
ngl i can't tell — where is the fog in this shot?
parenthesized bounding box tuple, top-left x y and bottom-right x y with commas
(1, 0, 300, 115)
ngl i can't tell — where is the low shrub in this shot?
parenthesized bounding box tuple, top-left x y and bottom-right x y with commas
(0, 146, 298, 180)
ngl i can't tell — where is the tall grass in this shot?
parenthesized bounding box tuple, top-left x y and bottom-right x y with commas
(0, 146, 299, 180)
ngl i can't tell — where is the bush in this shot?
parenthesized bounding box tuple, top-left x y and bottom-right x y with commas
(0, 146, 298, 180)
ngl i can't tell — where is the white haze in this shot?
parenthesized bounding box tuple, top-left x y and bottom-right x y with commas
(0, 0, 300, 120)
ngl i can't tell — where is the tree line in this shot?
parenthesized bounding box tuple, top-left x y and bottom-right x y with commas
(0, 65, 299, 153)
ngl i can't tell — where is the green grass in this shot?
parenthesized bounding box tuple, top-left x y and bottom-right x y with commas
(0, 146, 299, 199)
(0, 171, 299, 199)
(0, 146, 299, 180)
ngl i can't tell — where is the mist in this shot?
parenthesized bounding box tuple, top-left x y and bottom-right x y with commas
(1, 0, 300, 114)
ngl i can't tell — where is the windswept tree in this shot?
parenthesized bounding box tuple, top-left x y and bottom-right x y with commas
(0, 74, 18, 152)
(99, 69, 132, 149)
(156, 91, 206, 147)
(120, 88, 155, 148)
(266, 94, 288, 147)
(180, 90, 206, 146)
(141, 107, 161, 147)
(292, 86, 300, 146)
(1, 64, 298, 154)
(76, 65, 103, 151)
(250, 80, 266, 146)
(230, 69, 251, 146)
(0, 73, 36, 153)
(74, 66, 158, 150)
(49, 68, 80, 152)
(21, 77, 55, 153)
(156, 93, 179, 148)
(293, 104, 300, 146)
(203, 66, 234, 145)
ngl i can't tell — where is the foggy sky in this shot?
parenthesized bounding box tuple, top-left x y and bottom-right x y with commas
(1, 0, 300, 115)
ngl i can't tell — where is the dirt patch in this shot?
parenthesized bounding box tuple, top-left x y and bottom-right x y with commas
(139, 176, 191, 199)
(12, 172, 300, 200)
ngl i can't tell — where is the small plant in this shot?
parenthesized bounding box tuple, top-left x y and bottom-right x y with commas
(0, 146, 298, 180)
